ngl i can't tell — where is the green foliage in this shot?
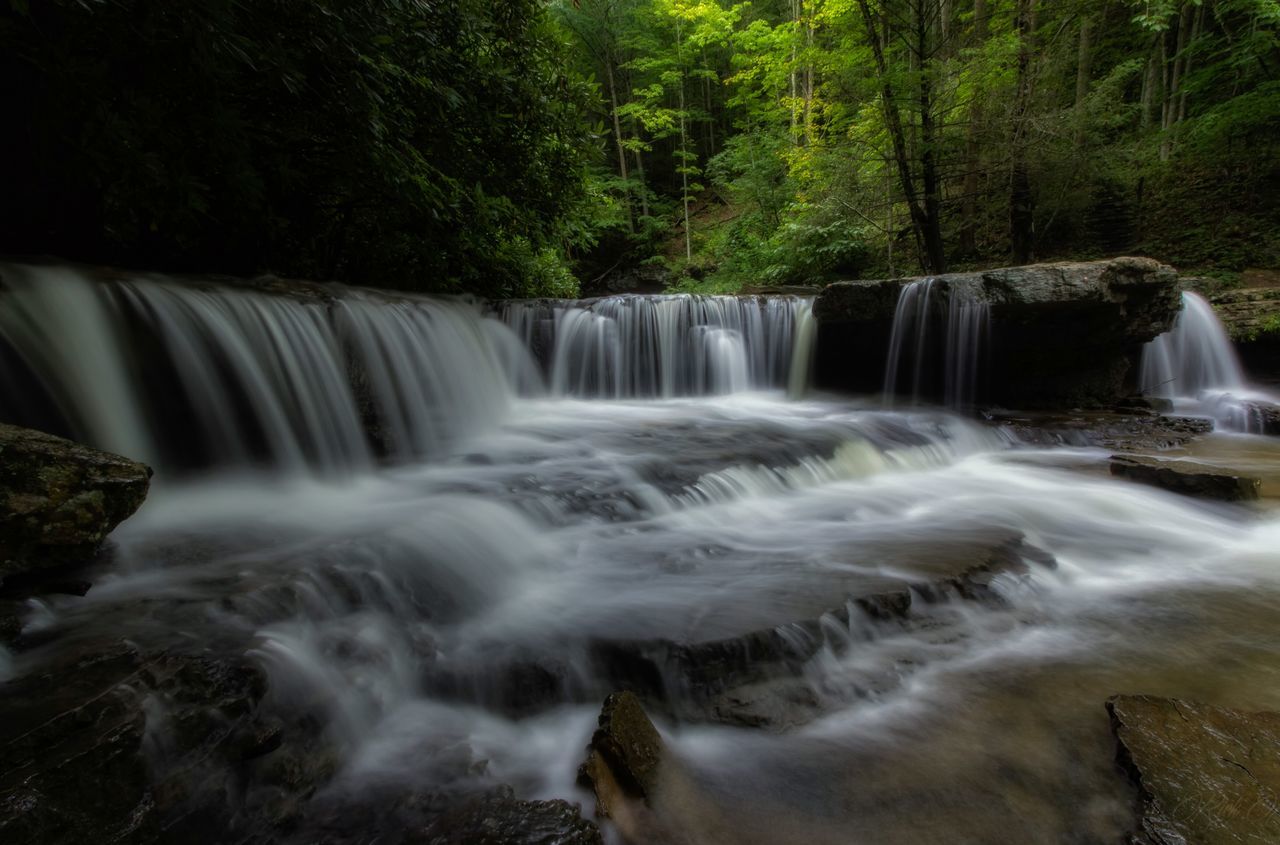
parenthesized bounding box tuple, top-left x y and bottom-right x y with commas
(0, 0, 601, 297)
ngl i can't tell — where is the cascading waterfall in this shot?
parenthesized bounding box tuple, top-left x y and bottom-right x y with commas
(883, 279, 990, 409)
(0, 265, 525, 472)
(499, 294, 813, 398)
(0, 265, 819, 474)
(1140, 291, 1247, 397)
(5, 262, 1280, 845)
(1140, 291, 1278, 432)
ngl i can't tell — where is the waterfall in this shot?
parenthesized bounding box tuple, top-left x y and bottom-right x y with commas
(0, 265, 819, 475)
(1140, 291, 1278, 433)
(883, 279, 989, 409)
(1140, 292, 1247, 397)
(499, 294, 813, 398)
(0, 265, 525, 473)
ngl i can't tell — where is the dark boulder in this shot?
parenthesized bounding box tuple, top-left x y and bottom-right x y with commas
(1109, 455, 1261, 501)
(1107, 694, 1280, 844)
(415, 786, 602, 845)
(814, 257, 1182, 407)
(0, 424, 151, 586)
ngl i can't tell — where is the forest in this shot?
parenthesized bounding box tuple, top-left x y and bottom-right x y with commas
(1, 0, 1278, 297)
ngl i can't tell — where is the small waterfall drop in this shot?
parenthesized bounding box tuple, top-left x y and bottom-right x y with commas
(1140, 291, 1278, 433)
(1140, 292, 1247, 397)
(1, 265, 821, 475)
(500, 294, 813, 398)
(0, 265, 528, 473)
(883, 279, 989, 409)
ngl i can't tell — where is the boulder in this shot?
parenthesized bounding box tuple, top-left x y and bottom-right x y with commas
(578, 692, 679, 844)
(1109, 455, 1261, 501)
(814, 257, 1182, 407)
(1107, 694, 1280, 844)
(0, 424, 151, 586)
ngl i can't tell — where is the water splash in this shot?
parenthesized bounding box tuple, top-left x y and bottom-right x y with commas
(1140, 291, 1278, 433)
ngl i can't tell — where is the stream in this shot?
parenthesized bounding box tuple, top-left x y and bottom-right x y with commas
(2, 265, 1279, 843)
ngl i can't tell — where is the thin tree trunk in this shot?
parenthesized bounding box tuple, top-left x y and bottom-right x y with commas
(604, 51, 634, 233)
(1177, 2, 1206, 124)
(855, 0, 940, 274)
(702, 48, 716, 156)
(1074, 14, 1093, 147)
(1010, 0, 1037, 265)
(790, 0, 799, 141)
(960, 0, 988, 256)
(1161, 4, 1192, 160)
(1140, 36, 1160, 129)
(803, 6, 815, 145)
(676, 19, 692, 263)
(917, 0, 946, 273)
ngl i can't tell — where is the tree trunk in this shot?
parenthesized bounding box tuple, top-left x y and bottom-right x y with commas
(1010, 0, 1037, 265)
(1140, 36, 1160, 129)
(1074, 14, 1093, 147)
(916, 0, 946, 273)
(855, 0, 940, 274)
(1177, 3, 1206, 124)
(1161, 4, 1192, 160)
(959, 0, 988, 256)
(676, 20, 692, 263)
(604, 51, 634, 233)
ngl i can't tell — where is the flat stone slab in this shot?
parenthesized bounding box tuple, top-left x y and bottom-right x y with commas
(1108, 695, 1280, 844)
(1109, 455, 1261, 501)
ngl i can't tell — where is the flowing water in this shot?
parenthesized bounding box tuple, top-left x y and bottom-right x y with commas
(883, 278, 990, 409)
(1141, 291, 1280, 432)
(2, 265, 1280, 843)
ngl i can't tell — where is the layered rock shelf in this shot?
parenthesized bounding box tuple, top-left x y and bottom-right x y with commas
(813, 257, 1182, 407)
(1108, 695, 1280, 844)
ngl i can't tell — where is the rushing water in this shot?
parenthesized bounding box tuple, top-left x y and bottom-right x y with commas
(2, 265, 1280, 843)
(1141, 291, 1280, 432)
(883, 278, 990, 409)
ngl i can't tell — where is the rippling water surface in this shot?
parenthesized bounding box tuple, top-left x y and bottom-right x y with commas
(6, 392, 1279, 843)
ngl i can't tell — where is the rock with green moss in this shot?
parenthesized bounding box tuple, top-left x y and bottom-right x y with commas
(0, 424, 151, 586)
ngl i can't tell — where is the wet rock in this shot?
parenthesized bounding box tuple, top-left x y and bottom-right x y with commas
(415, 786, 603, 845)
(814, 257, 1181, 407)
(992, 410, 1213, 451)
(0, 424, 151, 587)
(578, 691, 667, 831)
(1109, 455, 1261, 501)
(580, 692, 665, 806)
(588, 534, 1055, 728)
(0, 643, 318, 845)
(1107, 694, 1280, 844)
(1236, 400, 1280, 436)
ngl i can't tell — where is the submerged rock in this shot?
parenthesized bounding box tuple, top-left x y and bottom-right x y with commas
(992, 410, 1212, 451)
(814, 257, 1181, 407)
(1109, 455, 1261, 501)
(416, 787, 602, 845)
(0, 424, 151, 586)
(587, 533, 1055, 728)
(1107, 694, 1280, 844)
